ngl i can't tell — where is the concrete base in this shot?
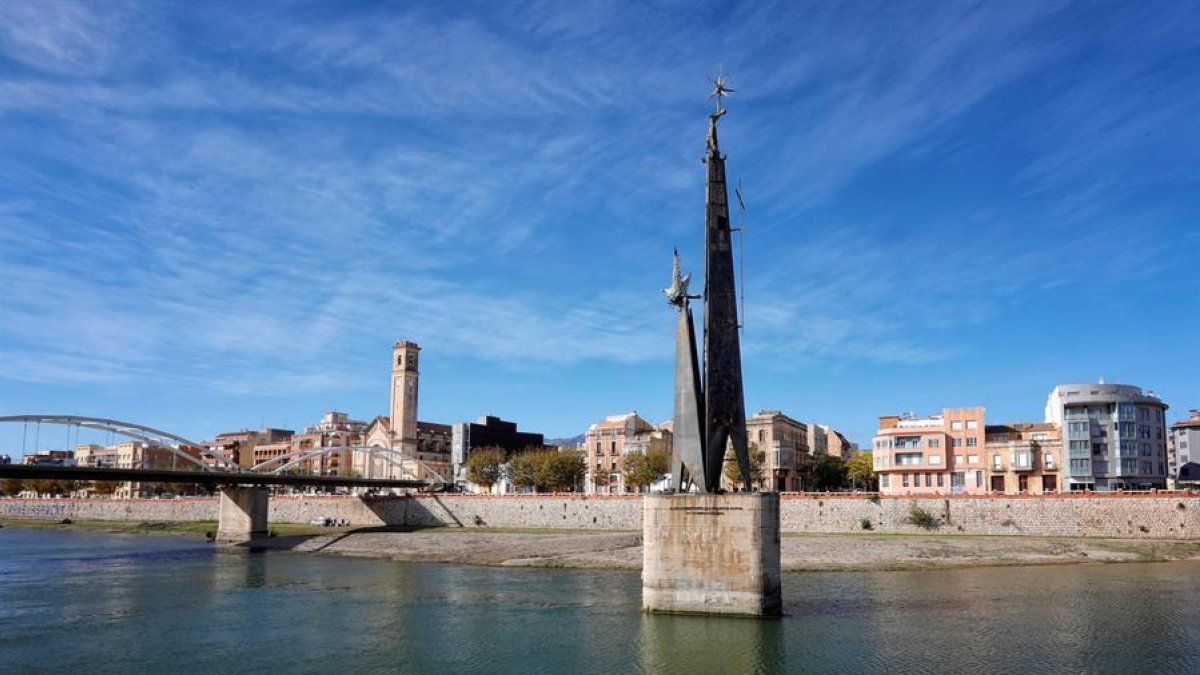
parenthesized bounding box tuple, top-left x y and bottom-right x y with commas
(642, 492, 781, 617)
(216, 487, 269, 546)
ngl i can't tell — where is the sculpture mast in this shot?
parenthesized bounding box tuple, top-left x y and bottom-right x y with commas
(701, 76, 751, 492)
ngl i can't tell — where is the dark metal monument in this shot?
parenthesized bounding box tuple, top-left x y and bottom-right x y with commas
(666, 76, 751, 493)
(644, 79, 782, 616)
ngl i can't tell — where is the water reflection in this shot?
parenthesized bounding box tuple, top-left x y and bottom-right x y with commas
(638, 611, 785, 674)
(6, 529, 1200, 674)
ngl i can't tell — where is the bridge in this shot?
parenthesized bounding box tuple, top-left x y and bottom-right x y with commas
(0, 414, 442, 546)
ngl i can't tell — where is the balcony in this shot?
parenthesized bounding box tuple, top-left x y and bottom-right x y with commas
(771, 448, 796, 470)
(1010, 452, 1034, 471)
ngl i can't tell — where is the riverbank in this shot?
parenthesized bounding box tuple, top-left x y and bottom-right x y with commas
(8, 519, 1200, 571)
(264, 529, 1200, 571)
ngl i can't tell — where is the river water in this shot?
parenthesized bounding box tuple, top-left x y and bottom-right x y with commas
(3, 528, 1200, 674)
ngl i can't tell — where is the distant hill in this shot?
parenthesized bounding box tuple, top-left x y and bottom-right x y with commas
(546, 433, 585, 448)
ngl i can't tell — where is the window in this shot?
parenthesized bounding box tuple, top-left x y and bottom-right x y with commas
(895, 436, 922, 449)
(966, 437, 978, 447)
(924, 472, 933, 487)
(936, 473, 944, 487)
(928, 438, 940, 448)
(1092, 442, 1107, 455)
(992, 454, 1002, 470)
(953, 438, 963, 448)
(966, 420, 978, 430)
(955, 455, 964, 465)
(1070, 458, 1089, 471)
(902, 473, 910, 488)
(929, 455, 942, 465)
(895, 453, 923, 466)
(951, 421, 964, 431)
(1045, 454, 1055, 469)
(967, 455, 979, 464)
(975, 471, 983, 488)
(880, 474, 890, 488)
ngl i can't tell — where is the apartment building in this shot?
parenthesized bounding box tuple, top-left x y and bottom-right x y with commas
(1045, 382, 1169, 491)
(745, 410, 809, 492)
(584, 413, 670, 493)
(873, 408, 988, 495)
(983, 423, 1061, 494)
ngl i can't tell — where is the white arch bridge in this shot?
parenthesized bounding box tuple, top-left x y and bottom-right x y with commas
(1, 414, 445, 483)
(0, 414, 447, 547)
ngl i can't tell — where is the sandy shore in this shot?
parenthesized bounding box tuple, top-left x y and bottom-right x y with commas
(256, 528, 1200, 572)
(8, 520, 1200, 571)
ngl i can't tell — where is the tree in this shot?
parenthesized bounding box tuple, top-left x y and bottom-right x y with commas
(845, 452, 876, 490)
(88, 481, 119, 497)
(509, 449, 587, 492)
(509, 452, 540, 491)
(545, 449, 586, 492)
(1, 478, 24, 496)
(466, 448, 507, 491)
(623, 449, 670, 492)
(723, 443, 765, 489)
(799, 453, 847, 492)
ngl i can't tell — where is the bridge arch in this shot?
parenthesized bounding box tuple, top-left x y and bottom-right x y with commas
(251, 444, 449, 485)
(0, 415, 234, 471)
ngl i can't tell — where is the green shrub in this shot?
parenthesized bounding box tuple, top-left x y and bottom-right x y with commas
(906, 504, 938, 530)
(859, 517, 873, 531)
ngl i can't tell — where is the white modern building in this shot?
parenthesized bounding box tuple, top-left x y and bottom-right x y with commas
(1045, 381, 1169, 491)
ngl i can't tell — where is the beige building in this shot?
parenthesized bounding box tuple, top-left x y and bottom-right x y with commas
(206, 427, 293, 469)
(984, 422, 1061, 493)
(75, 441, 202, 498)
(822, 426, 858, 460)
(356, 341, 452, 482)
(806, 424, 828, 458)
(584, 413, 671, 493)
(743, 410, 809, 492)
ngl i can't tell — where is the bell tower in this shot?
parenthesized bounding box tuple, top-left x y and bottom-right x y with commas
(390, 341, 420, 448)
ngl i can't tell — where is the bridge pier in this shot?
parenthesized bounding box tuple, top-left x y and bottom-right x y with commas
(642, 492, 782, 617)
(216, 487, 269, 547)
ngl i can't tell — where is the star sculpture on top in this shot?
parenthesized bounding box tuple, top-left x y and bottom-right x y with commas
(708, 74, 734, 115)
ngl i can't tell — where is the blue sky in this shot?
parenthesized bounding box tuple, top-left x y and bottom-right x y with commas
(1, 1, 1198, 453)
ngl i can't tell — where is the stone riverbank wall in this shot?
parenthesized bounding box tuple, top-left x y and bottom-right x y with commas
(4, 493, 1200, 539)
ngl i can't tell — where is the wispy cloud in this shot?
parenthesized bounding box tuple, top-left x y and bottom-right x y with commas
(0, 0, 1195, 408)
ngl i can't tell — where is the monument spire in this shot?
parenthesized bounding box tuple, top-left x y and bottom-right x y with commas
(701, 76, 751, 492)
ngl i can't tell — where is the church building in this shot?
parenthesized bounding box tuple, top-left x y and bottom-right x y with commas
(355, 341, 452, 482)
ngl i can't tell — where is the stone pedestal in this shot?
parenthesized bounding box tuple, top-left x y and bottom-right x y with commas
(642, 492, 781, 617)
(216, 487, 269, 546)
